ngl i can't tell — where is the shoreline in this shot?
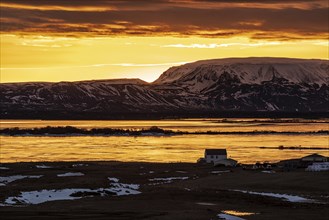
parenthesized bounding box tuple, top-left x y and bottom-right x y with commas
(1, 126, 328, 136)
(1, 149, 329, 164)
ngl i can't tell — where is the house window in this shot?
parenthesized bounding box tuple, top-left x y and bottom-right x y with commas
(211, 155, 213, 159)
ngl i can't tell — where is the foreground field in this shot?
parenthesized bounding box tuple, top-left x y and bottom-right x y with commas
(0, 161, 328, 220)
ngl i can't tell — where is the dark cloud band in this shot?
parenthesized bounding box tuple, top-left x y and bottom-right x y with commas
(0, 0, 328, 40)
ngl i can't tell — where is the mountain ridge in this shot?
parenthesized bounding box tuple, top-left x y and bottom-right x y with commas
(1, 57, 328, 119)
(154, 57, 328, 85)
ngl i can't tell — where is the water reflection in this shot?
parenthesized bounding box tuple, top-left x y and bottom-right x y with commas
(1, 134, 328, 163)
(223, 210, 257, 216)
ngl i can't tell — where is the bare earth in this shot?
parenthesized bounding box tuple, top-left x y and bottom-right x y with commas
(0, 161, 328, 220)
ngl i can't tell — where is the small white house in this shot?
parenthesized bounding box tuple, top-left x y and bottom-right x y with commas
(205, 149, 227, 163)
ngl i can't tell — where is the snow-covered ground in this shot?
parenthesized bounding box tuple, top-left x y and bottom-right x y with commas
(57, 172, 85, 177)
(176, 171, 187, 173)
(0, 175, 43, 186)
(234, 190, 314, 203)
(5, 188, 92, 205)
(261, 170, 276, 174)
(149, 176, 189, 185)
(217, 213, 245, 220)
(149, 177, 189, 182)
(108, 177, 119, 183)
(72, 163, 88, 167)
(108, 182, 140, 196)
(36, 165, 53, 169)
(2, 177, 141, 206)
(211, 170, 231, 174)
(108, 177, 140, 196)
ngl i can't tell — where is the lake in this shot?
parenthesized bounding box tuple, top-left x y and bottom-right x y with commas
(0, 119, 328, 163)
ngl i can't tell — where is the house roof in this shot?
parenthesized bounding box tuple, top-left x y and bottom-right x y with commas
(302, 153, 326, 159)
(205, 149, 227, 155)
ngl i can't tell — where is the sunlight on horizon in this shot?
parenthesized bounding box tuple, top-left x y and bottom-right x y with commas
(1, 35, 328, 83)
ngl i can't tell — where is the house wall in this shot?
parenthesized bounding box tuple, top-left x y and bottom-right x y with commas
(205, 155, 227, 163)
(214, 159, 237, 167)
(306, 162, 329, 171)
(302, 157, 327, 162)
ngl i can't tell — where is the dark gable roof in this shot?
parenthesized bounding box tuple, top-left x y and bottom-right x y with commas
(302, 153, 326, 159)
(205, 149, 227, 155)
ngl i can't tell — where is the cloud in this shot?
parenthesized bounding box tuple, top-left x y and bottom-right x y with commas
(163, 44, 221, 48)
(0, 3, 115, 12)
(1, 62, 190, 70)
(162, 42, 282, 48)
(90, 62, 190, 67)
(1, 1, 327, 10)
(0, 0, 328, 40)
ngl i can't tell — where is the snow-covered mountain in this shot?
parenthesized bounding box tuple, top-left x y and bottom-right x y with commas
(154, 57, 328, 91)
(0, 79, 180, 114)
(1, 58, 328, 118)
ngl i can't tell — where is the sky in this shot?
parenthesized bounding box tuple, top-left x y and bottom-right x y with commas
(0, 0, 328, 83)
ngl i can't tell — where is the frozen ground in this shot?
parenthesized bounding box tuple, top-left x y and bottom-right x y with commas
(0, 175, 42, 186)
(57, 172, 85, 177)
(233, 190, 315, 203)
(2, 177, 141, 205)
(0, 161, 328, 220)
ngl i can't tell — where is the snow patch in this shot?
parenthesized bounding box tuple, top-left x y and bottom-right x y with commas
(234, 190, 315, 203)
(176, 171, 187, 173)
(265, 102, 277, 111)
(36, 165, 53, 169)
(218, 213, 245, 220)
(149, 176, 189, 185)
(108, 177, 119, 183)
(261, 170, 276, 174)
(0, 167, 9, 170)
(5, 189, 90, 205)
(0, 175, 42, 186)
(2, 178, 141, 206)
(211, 170, 231, 174)
(149, 177, 189, 181)
(72, 164, 88, 167)
(108, 182, 140, 196)
(57, 172, 84, 177)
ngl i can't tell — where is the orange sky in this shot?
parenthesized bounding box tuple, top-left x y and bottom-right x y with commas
(0, 0, 328, 83)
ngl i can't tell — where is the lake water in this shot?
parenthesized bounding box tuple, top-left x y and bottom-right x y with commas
(0, 119, 328, 163)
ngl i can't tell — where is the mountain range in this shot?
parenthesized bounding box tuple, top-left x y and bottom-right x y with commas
(1, 57, 328, 119)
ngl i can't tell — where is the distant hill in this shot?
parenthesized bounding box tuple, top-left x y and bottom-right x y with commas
(1, 57, 328, 119)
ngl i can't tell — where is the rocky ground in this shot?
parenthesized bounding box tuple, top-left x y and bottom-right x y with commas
(0, 161, 328, 219)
